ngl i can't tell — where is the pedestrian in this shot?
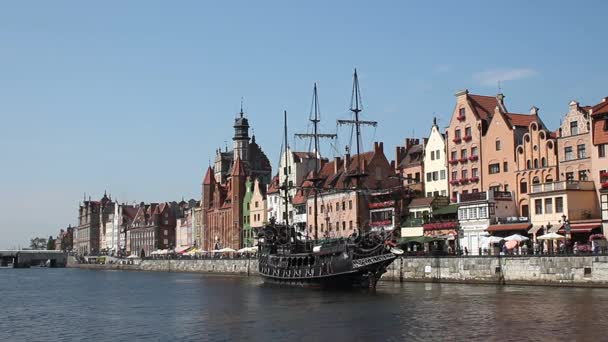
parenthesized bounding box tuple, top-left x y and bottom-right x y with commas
(464, 247, 469, 256)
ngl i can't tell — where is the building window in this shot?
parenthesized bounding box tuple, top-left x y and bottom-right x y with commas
(461, 170, 468, 179)
(489, 163, 500, 174)
(459, 108, 465, 119)
(566, 172, 574, 181)
(455, 129, 461, 139)
(534, 159, 539, 169)
(503, 162, 508, 172)
(579, 170, 588, 181)
(496, 140, 502, 151)
(555, 197, 564, 213)
(430, 151, 435, 160)
(520, 180, 528, 194)
(255, 201, 259, 208)
(577, 144, 586, 159)
(570, 120, 578, 135)
(465, 126, 472, 137)
(349, 221, 353, 230)
(440, 170, 446, 179)
(451, 171, 458, 180)
(472, 188, 479, 193)
(535, 199, 543, 215)
(336, 203, 340, 211)
(545, 198, 553, 214)
(433, 171, 439, 181)
(436, 150, 440, 159)
(599, 144, 607, 158)
(565, 146, 574, 161)
(461, 149, 467, 159)
(472, 168, 478, 177)
(527, 160, 531, 169)
(342, 201, 346, 210)
(479, 206, 487, 218)
(489, 185, 501, 192)
(471, 146, 478, 156)
(349, 200, 352, 209)
(427, 192, 432, 197)
(426, 172, 432, 182)
(541, 157, 547, 167)
(342, 222, 346, 231)
(320, 205, 324, 213)
(451, 151, 457, 160)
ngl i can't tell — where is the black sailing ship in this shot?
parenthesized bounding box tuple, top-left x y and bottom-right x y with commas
(257, 70, 402, 289)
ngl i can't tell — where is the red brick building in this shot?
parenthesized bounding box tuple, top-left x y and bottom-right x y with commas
(128, 202, 176, 257)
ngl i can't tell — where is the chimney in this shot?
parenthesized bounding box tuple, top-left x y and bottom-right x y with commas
(395, 146, 406, 166)
(454, 89, 469, 97)
(390, 160, 395, 169)
(334, 156, 342, 174)
(405, 138, 414, 151)
(373, 142, 379, 152)
(530, 106, 539, 115)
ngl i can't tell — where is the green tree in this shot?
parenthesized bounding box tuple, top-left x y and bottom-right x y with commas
(29, 237, 47, 250)
(47, 236, 56, 250)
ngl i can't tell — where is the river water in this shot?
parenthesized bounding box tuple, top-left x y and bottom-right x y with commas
(1, 268, 608, 341)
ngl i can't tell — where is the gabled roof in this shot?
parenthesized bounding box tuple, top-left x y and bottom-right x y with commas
(231, 156, 246, 177)
(505, 113, 539, 128)
(468, 94, 501, 120)
(292, 151, 317, 163)
(398, 144, 423, 169)
(591, 98, 608, 117)
(408, 197, 434, 208)
(203, 166, 215, 185)
(267, 175, 280, 194)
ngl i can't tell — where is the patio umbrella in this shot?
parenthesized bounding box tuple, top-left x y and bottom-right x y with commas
(505, 240, 518, 250)
(487, 236, 504, 244)
(537, 232, 566, 240)
(504, 234, 529, 242)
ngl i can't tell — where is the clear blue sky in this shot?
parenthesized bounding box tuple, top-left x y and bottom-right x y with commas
(1, 1, 607, 248)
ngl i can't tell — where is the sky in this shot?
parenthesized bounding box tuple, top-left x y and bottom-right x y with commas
(1, 1, 607, 249)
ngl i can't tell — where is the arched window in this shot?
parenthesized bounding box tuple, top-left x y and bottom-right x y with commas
(532, 176, 540, 184)
(527, 160, 531, 169)
(541, 157, 547, 167)
(545, 175, 553, 182)
(534, 159, 539, 169)
(520, 179, 528, 194)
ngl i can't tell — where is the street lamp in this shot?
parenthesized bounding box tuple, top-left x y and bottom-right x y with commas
(562, 214, 571, 253)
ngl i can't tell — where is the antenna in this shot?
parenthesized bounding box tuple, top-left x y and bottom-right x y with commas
(498, 80, 502, 93)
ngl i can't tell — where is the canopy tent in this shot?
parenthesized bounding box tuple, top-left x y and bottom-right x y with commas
(175, 246, 192, 254)
(504, 234, 529, 242)
(127, 254, 140, 259)
(213, 248, 237, 253)
(537, 232, 566, 240)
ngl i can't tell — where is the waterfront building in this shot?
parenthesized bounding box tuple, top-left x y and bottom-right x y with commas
(266, 175, 281, 223)
(457, 190, 517, 255)
(193, 202, 203, 248)
(242, 178, 254, 248)
(590, 97, 608, 235)
(514, 117, 559, 217)
(249, 178, 267, 238)
(55, 225, 74, 251)
(175, 201, 194, 250)
(120, 205, 138, 255)
(202, 109, 272, 251)
(447, 90, 504, 202)
(423, 118, 448, 198)
(306, 142, 400, 238)
(395, 138, 424, 194)
(400, 196, 449, 238)
(76, 197, 101, 255)
(482, 106, 539, 198)
(557, 101, 592, 182)
(128, 202, 176, 257)
(528, 180, 601, 242)
(99, 193, 121, 255)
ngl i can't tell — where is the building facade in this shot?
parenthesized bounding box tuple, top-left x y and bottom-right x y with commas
(128, 202, 176, 257)
(249, 178, 267, 235)
(557, 101, 592, 182)
(423, 118, 448, 197)
(76, 198, 101, 255)
(396, 138, 424, 194)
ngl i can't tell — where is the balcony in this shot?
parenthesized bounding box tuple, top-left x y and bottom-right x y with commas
(602, 182, 608, 189)
(452, 137, 462, 144)
(463, 135, 472, 142)
(449, 179, 459, 185)
(468, 155, 479, 162)
(369, 200, 395, 209)
(469, 176, 479, 182)
(448, 159, 459, 165)
(459, 178, 469, 184)
(458, 158, 468, 164)
(457, 114, 466, 121)
(530, 180, 596, 194)
(460, 191, 488, 202)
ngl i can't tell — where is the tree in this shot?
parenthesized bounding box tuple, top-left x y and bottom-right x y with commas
(47, 236, 56, 250)
(29, 237, 47, 250)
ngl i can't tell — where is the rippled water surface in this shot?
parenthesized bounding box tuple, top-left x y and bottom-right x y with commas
(2, 268, 608, 341)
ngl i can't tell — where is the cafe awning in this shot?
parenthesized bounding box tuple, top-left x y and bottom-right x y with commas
(558, 223, 602, 234)
(528, 225, 544, 234)
(486, 223, 531, 232)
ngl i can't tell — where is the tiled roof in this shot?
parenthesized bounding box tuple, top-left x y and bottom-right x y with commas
(593, 118, 608, 145)
(203, 166, 214, 185)
(267, 175, 280, 194)
(468, 94, 500, 120)
(293, 151, 317, 162)
(591, 98, 608, 117)
(408, 197, 434, 208)
(505, 113, 538, 127)
(231, 156, 246, 176)
(398, 144, 423, 168)
(486, 223, 531, 232)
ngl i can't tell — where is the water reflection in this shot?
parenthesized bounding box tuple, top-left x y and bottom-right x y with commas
(1, 269, 608, 341)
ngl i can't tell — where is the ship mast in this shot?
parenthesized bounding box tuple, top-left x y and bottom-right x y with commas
(282, 110, 292, 243)
(295, 83, 337, 240)
(337, 69, 377, 188)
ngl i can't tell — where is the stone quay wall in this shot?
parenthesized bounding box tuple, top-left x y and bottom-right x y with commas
(75, 256, 608, 287)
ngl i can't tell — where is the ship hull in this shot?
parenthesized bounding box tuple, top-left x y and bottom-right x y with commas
(258, 253, 396, 289)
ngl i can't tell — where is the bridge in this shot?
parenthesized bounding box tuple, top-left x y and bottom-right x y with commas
(0, 250, 68, 268)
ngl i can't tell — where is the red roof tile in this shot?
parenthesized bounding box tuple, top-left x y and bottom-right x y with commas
(468, 94, 500, 120)
(591, 98, 608, 117)
(203, 166, 215, 185)
(505, 113, 538, 127)
(231, 156, 246, 177)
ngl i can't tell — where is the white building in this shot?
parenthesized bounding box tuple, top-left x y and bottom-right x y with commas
(424, 118, 449, 197)
(457, 190, 517, 255)
(267, 147, 320, 226)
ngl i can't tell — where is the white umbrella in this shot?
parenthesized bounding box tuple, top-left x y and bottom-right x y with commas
(237, 247, 249, 253)
(127, 254, 140, 259)
(214, 248, 237, 253)
(487, 236, 504, 244)
(537, 232, 565, 240)
(504, 234, 530, 242)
